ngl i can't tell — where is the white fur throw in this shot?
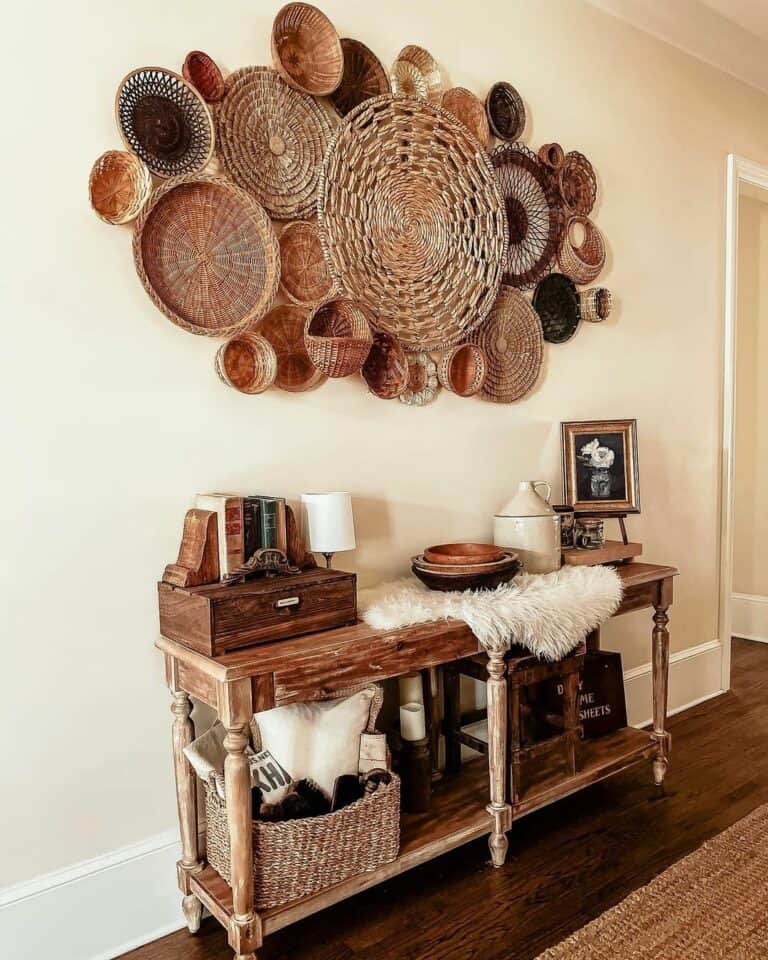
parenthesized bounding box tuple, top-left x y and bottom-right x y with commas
(359, 565, 623, 660)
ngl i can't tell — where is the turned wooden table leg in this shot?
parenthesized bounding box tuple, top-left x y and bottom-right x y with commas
(167, 656, 203, 933)
(651, 603, 672, 786)
(485, 649, 512, 867)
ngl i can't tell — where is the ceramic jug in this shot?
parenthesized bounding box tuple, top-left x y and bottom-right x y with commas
(493, 481, 562, 574)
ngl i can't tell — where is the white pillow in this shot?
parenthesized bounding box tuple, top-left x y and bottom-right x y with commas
(250, 686, 380, 802)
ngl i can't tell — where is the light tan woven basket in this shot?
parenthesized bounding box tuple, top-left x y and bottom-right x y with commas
(279, 220, 335, 305)
(390, 45, 443, 104)
(476, 285, 543, 403)
(305, 299, 373, 377)
(215, 333, 277, 394)
(558, 215, 606, 285)
(89, 150, 152, 225)
(258, 304, 326, 392)
(437, 343, 487, 397)
(579, 287, 612, 322)
(442, 87, 490, 149)
(271, 2, 343, 96)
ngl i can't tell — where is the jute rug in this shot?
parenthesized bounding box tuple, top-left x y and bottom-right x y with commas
(536, 803, 768, 959)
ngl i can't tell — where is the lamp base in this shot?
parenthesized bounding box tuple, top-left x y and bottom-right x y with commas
(321, 552, 334, 569)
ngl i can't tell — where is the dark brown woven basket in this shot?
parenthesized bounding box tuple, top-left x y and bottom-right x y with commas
(305, 299, 373, 377)
(182, 51, 226, 102)
(538, 142, 565, 171)
(559, 151, 597, 215)
(362, 331, 409, 399)
(271, 2, 343, 95)
(486, 82, 526, 141)
(205, 774, 400, 910)
(330, 38, 390, 117)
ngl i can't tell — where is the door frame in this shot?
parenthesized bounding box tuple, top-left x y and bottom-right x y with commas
(720, 155, 768, 689)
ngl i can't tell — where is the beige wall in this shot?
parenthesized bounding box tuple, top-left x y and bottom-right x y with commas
(733, 193, 768, 596)
(3, 0, 768, 887)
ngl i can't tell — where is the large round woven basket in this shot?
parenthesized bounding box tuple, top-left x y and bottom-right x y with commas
(318, 95, 507, 353)
(305, 298, 373, 377)
(362, 331, 409, 400)
(216, 66, 333, 220)
(442, 87, 490, 149)
(215, 333, 277, 394)
(279, 220, 334, 306)
(89, 150, 152, 225)
(491, 142, 564, 290)
(271, 2, 343, 96)
(390, 45, 442, 104)
(115, 67, 214, 179)
(559, 151, 597, 215)
(330, 38, 390, 117)
(475, 285, 543, 403)
(258, 304, 326, 391)
(132, 175, 280, 337)
(558, 215, 606, 285)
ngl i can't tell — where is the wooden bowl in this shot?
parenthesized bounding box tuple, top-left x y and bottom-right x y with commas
(271, 2, 344, 96)
(423, 543, 505, 566)
(412, 552, 518, 575)
(412, 556, 520, 592)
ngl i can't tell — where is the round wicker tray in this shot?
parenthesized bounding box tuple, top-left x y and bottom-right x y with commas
(400, 354, 439, 406)
(216, 66, 333, 220)
(558, 215, 606, 285)
(486, 82, 525, 141)
(215, 333, 277, 394)
(279, 220, 334, 306)
(318, 95, 507, 353)
(271, 2, 343, 96)
(89, 150, 152, 225)
(559, 151, 597, 215)
(491, 142, 564, 290)
(115, 67, 214, 179)
(390, 45, 443, 104)
(532, 273, 581, 344)
(258, 304, 326, 391)
(132, 175, 280, 338)
(442, 87, 490, 149)
(437, 343, 487, 397)
(182, 51, 226, 103)
(330, 38, 390, 117)
(362, 332, 410, 400)
(305, 299, 372, 378)
(579, 287, 612, 322)
(475, 285, 543, 403)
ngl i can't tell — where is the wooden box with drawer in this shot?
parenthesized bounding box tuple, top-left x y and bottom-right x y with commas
(158, 569, 357, 656)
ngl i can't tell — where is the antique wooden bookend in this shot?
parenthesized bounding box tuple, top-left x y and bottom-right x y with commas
(162, 509, 219, 587)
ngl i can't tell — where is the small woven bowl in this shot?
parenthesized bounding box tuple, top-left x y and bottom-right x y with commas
(89, 150, 152, 225)
(485, 82, 525, 141)
(437, 343, 487, 397)
(558, 216, 606, 285)
(279, 220, 335, 306)
(215, 333, 277, 394)
(579, 287, 613, 322)
(182, 51, 226, 102)
(362, 332, 409, 399)
(538, 142, 565, 170)
(271, 2, 343, 96)
(391, 45, 443, 104)
(305, 299, 373, 378)
(442, 87, 490, 149)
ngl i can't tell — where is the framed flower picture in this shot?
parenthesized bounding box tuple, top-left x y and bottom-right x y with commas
(561, 419, 640, 514)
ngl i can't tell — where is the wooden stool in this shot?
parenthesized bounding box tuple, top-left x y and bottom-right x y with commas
(443, 647, 585, 805)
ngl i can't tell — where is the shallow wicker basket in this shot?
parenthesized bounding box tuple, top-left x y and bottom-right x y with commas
(437, 343, 487, 397)
(391, 45, 443, 104)
(215, 333, 277, 394)
(559, 151, 597, 215)
(279, 220, 334, 305)
(259, 304, 326, 392)
(182, 50, 226, 102)
(89, 150, 152, 225)
(271, 2, 343, 96)
(558, 215, 606, 285)
(330, 38, 390, 117)
(442, 87, 490, 149)
(538, 142, 565, 171)
(486, 81, 526, 141)
(475, 285, 543, 403)
(362, 331, 410, 399)
(205, 774, 400, 910)
(399, 353, 440, 406)
(305, 299, 373, 377)
(579, 287, 613, 322)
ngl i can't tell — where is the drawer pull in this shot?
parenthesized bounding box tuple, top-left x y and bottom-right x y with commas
(274, 596, 301, 609)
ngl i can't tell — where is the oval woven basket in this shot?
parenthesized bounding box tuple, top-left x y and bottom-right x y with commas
(399, 353, 440, 406)
(132, 175, 280, 338)
(442, 87, 490, 149)
(579, 287, 612, 322)
(559, 151, 597, 215)
(305, 299, 373, 378)
(486, 82, 525, 141)
(390, 45, 443, 104)
(330, 38, 390, 117)
(538, 142, 565, 171)
(182, 51, 226, 102)
(318, 95, 507, 353)
(491, 142, 564, 290)
(271, 2, 343, 96)
(215, 333, 277, 394)
(216, 66, 333, 220)
(558, 215, 606, 285)
(361, 331, 409, 399)
(115, 67, 214, 179)
(89, 150, 152, 225)
(532, 273, 581, 344)
(437, 343, 487, 397)
(258, 303, 326, 392)
(279, 220, 334, 306)
(475, 285, 543, 403)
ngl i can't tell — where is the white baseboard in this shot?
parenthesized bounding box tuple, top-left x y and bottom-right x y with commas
(0, 639, 725, 960)
(732, 593, 768, 643)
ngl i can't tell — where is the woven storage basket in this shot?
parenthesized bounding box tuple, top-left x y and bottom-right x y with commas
(442, 87, 490, 149)
(318, 95, 507, 353)
(558, 215, 606, 285)
(182, 51, 226, 102)
(89, 150, 152, 225)
(437, 343, 487, 397)
(559, 151, 597, 215)
(362, 332, 409, 400)
(538, 142, 565, 171)
(400, 353, 440, 406)
(216, 66, 332, 221)
(215, 333, 277, 394)
(132, 174, 280, 338)
(486, 82, 525, 141)
(258, 304, 326, 392)
(390, 45, 443, 104)
(532, 273, 581, 344)
(579, 287, 612, 322)
(330, 38, 390, 117)
(476, 285, 543, 403)
(204, 774, 400, 910)
(305, 299, 373, 377)
(279, 220, 335, 305)
(271, 2, 343, 96)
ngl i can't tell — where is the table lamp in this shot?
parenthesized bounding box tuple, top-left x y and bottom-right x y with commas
(300, 492, 356, 568)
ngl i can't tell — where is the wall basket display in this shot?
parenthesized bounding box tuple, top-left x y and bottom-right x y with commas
(92, 2, 615, 407)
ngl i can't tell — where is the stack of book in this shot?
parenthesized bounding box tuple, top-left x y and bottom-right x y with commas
(195, 493, 288, 580)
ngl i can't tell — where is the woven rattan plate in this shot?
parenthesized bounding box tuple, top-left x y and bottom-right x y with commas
(533, 273, 581, 344)
(475, 285, 543, 403)
(115, 67, 214, 179)
(216, 66, 333, 220)
(318, 95, 507, 353)
(390, 45, 443, 104)
(330, 38, 390, 116)
(279, 220, 334, 305)
(258, 304, 326, 391)
(133, 175, 280, 337)
(442, 87, 490, 149)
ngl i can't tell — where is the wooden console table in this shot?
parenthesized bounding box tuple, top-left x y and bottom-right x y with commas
(156, 561, 677, 960)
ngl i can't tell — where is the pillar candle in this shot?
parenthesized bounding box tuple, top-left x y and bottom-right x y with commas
(398, 672, 424, 706)
(400, 702, 426, 741)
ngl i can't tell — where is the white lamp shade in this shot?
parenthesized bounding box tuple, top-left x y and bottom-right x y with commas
(301, 492, 356, 554)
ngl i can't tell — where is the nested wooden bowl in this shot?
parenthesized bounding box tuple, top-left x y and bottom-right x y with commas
(330, 38, 390, 117)
(579, 287, 613, 322)
(411, 553, 521, 592)
(271, 2, 343, 96)
(279, 220, 334, 305)
(305, 299, 373, 378)
(182, 51, 226, 102)
(485, 82, 525, 141)
(558, 216, 606, 285)
(437, 344, 487, 397)
(258, 304, 326, 392)
(423, 543, 504, 566)
(390, 45, 443, 104)
(538, 142, 565, 171)
(442, 87, 489, 148)
(89, 150, 152, 224)
(215, 333, 277, 394)
(362, 332, 409, 399)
